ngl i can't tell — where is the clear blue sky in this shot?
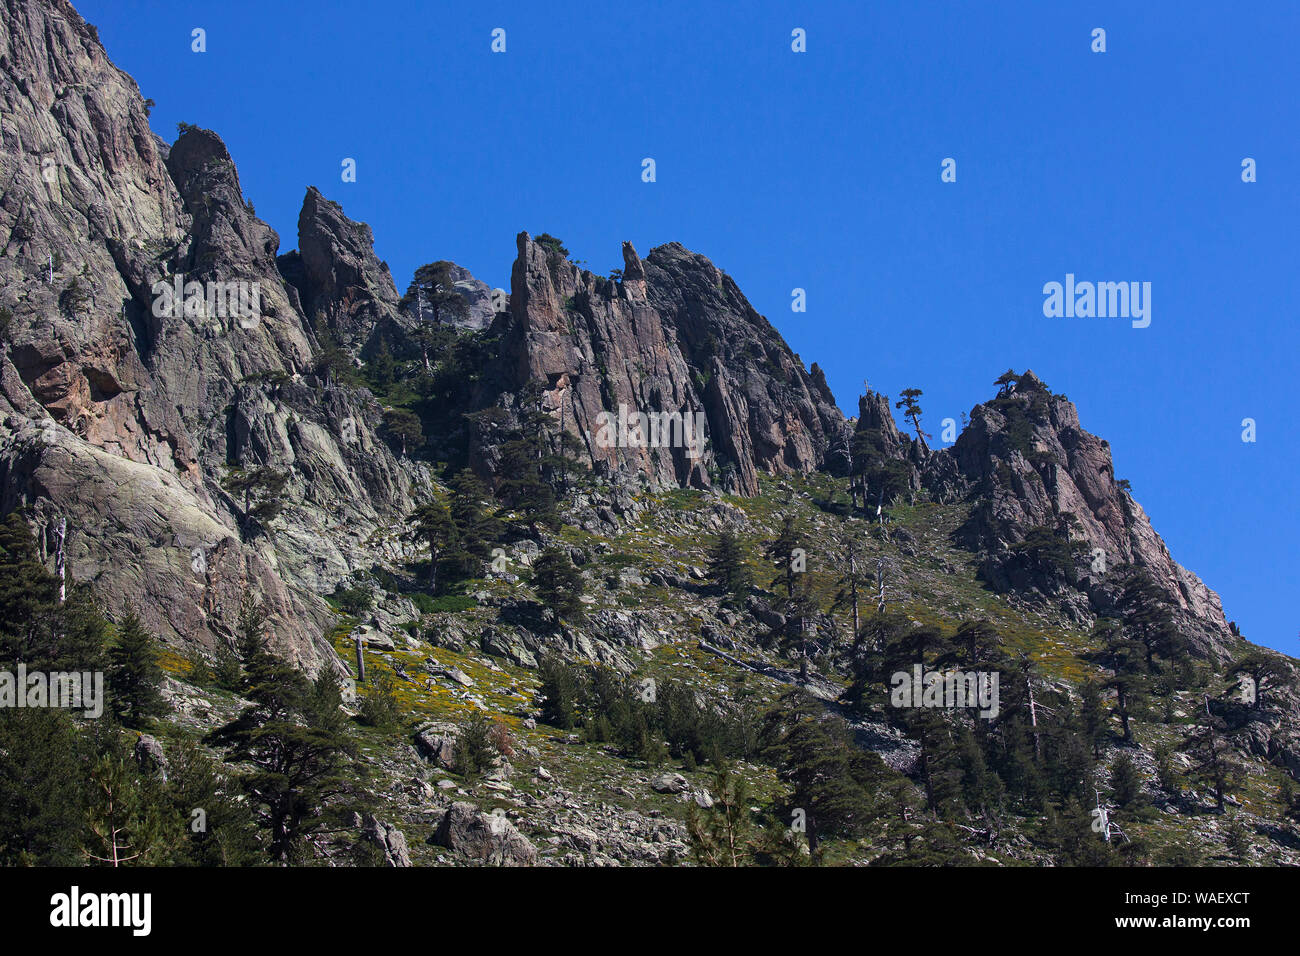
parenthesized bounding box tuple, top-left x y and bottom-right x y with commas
(78, 1, 1298, 655)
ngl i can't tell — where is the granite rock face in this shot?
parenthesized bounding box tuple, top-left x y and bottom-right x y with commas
(0, 0, 1231, 671)
(645, 241, 846, 494)
(0, 1, 420, 667)
(473, 233, 845, 496)
(939, 372, 1229, 653)
(833, 372, 1229, 653)
(291, 185, 403, 354)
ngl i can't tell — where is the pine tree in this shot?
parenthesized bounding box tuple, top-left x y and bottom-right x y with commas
(0, 511, 106, 673)
(400, 261, 468, 326)
(1183, 708, 1244, 814)
(235, 593, 269, 665)
(313, 332, 362, 388)
(1042, 698, 1095, 806)
(843, 610, 911, 710)
(830, 537, 865, 648)
(762, 689, 884, 860)
(531, 547, 585, 620)
(894, 388, 931, 443)
(382, 407, 424, 458)
(222, 467, 288, 528)
(406, 498, 459, 592)
(0, 511, 58, 659)
(764, 515, 807, 601)
(1109, 752, 1143, 809)
(1079, 679, 1108, 757)
(899, 707, 965, 815)
(163, 738, 262, 866)
(1228, 649, 1293, 709)
(81, 725, 180, 866)
(537, 654, 584, 730)
(205, 656, 364, 863)
(1153, 743, 1181, 796)
(955, 724, 1004, 819)
(186, 653, 215, 687)
(446, 468, 502, 576)
(777, 573, 819, 681)
(212, 644, 244, 692)
(107, 611, 168, 728)
(1046, 797, 1117, 866)
(1095, 618, 1148, 743)
(686, 762, 787, 866)
(1116, 571, 1188, 671)
(493, 383, 577, 535)
(0, 709, 88, 864)
(880, 623, 948, 683)
(399, 261, 468, 375)
(1279, 776, 1300, 822)
(707, 528, 752, 607)
(993, 369, 1021, 397)
(941, 619, 1002, 669)
(496, 453, 558, 535)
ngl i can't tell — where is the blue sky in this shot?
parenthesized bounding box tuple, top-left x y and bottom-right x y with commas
(79, 1, 1298, 655)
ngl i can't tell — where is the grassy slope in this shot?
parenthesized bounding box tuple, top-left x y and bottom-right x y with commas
(155, 469, 1295, 865)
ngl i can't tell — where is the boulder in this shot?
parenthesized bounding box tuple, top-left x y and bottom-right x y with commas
(650, 772, 688, 794)
(429, 802, 538, 866)
(362, 814, 412, 867)
(414, 721, 459, 768)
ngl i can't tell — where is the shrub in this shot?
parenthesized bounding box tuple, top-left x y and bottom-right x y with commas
(423, 594, 476, 614)
(332, 584, 374, 616)
(489, 719, 515, 760)
(358, 672, 402, 731)
(457, 711, 496, 776)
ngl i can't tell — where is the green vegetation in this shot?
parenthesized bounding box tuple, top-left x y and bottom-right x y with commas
(106, 611, 167, 729)
(531, 548, 585, 620)
(707, 528, 752, 607)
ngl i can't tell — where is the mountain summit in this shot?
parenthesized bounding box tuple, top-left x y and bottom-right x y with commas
(0, 0, 1295, 869)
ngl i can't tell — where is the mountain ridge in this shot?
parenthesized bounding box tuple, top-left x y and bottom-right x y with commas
(1, 0, 1295, 869)
(0, 0, 1229, 665)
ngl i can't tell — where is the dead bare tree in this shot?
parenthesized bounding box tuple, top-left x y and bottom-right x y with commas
(832, 537, 864, 648)
(1018, 653, 1055, 761)
(869, 484, 895, 539)
(1093, 788, 1129, 844)
(847, 541, 861, 640)
(875, 556, 900, 613)
(53, 515, 66, 603)
(828, 434, 858, 512)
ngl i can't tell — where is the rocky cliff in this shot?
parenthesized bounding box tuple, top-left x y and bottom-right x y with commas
(0, 0, 1232, 669)
(0, 1, 419, 667)
(939, 371, 1229, 655)
(2, 0, 1296, 872)
(472, 232, 845, 496)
